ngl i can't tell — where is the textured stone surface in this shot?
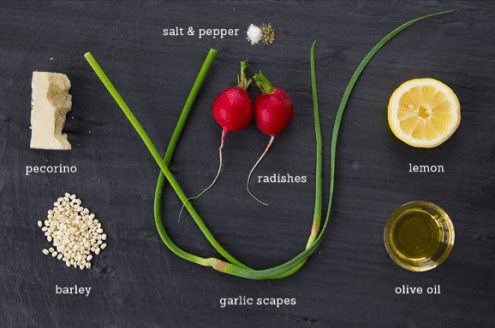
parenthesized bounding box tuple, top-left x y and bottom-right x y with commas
(0, 1, 494, 327)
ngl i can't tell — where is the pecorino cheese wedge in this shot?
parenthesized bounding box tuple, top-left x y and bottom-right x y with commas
(30, 72, 72, 150)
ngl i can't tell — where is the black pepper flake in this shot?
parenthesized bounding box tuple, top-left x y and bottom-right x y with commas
(260, 23, 275, 45)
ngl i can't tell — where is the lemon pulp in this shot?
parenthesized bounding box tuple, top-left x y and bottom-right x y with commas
(388, 78, 460, 148)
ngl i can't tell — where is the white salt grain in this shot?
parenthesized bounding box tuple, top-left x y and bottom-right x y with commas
(246, 24, 261, 45)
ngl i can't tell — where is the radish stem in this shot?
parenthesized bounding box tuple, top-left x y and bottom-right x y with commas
(237, 60, 252, 90)
(246, 134, 275, 206)
(253, 71, 275, 94)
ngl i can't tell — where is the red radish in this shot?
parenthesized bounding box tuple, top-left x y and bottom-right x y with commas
(212, 77, 253, 132)
(179, 60, 253, 219)
(247, 71, 293, 205)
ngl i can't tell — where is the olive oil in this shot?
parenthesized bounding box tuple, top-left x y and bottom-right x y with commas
(384, 201, 454, 272)
(393, 209, 441, 259)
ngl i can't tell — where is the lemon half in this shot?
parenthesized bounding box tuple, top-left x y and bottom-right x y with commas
(388, 78, 460, 148)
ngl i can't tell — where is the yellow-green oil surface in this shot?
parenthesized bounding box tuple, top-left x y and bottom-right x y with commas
(391, 208, 441, 260)
(384, 201, 454, 272)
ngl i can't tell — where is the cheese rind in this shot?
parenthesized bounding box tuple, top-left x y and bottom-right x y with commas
(30, 72, 72, 150)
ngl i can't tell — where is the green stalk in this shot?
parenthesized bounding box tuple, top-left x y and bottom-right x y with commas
(237, 59, 252, 90)
(203, 9, 457, 279)
(253, 71, 275, 94)
(84, 50, 248, 269)
(84, 8, 456, 280)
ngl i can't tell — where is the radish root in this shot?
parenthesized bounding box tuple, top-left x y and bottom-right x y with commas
(246, 134, 275, 206)
(179, 128, 226, 221)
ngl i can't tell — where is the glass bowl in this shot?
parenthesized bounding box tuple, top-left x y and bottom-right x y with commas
(384, 200, 455, 272)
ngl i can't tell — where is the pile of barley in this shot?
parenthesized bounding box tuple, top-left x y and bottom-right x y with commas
(39, 193, 106, 270)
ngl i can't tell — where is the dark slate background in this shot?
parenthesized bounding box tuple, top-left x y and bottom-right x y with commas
(1, 1, 494, 327)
